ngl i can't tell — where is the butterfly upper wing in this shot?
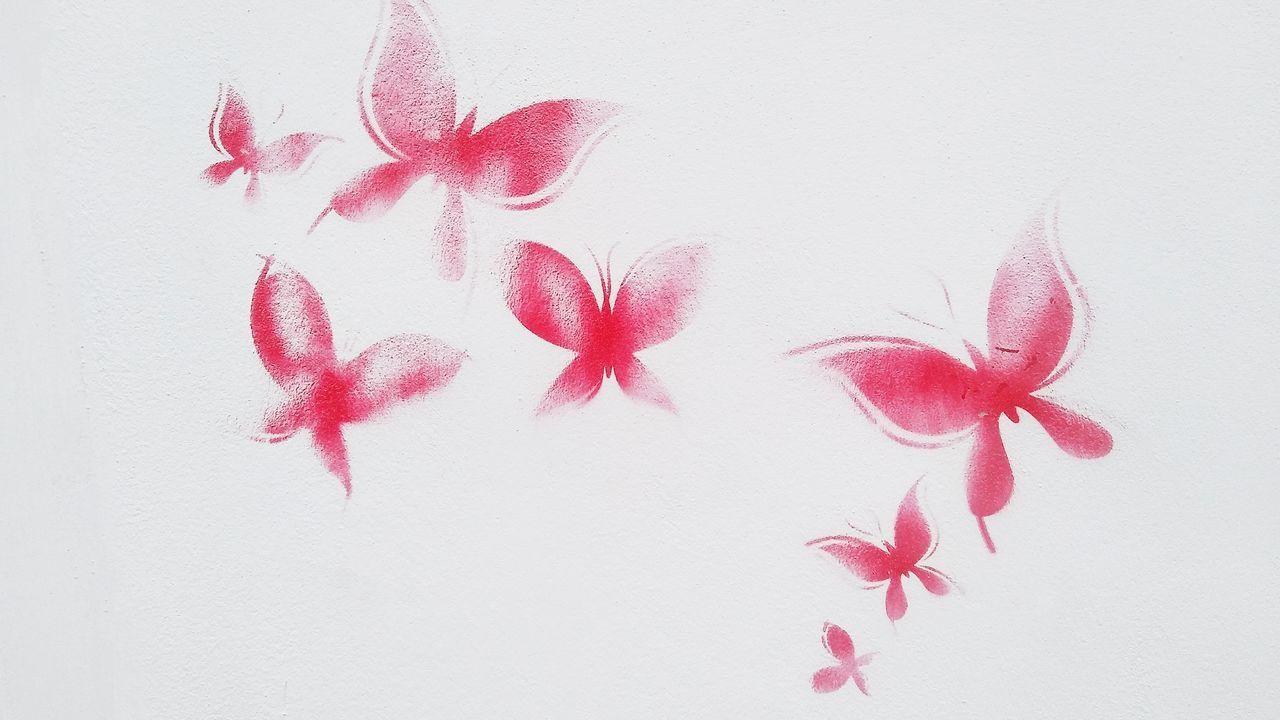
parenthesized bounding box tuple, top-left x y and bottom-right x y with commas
(502, 241, 602, 352)
(612, 243, 709, 353)
(807, 534, 894, 584)
(341, 334, 465, 423)
(250, 258, 337, 388)
(821, 622, 854, 662)
(256, 133, 334, 175)
(360, 0, 456, 160)
(802, 337, 982, 446)
(985, 211, 1081, 393)
(892, 480, 937, 567)
(210, 84, 255, 158)
(460, 100, 624, 208)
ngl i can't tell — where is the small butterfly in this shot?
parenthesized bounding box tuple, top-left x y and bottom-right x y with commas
(792, 207, 1113, 551)
(502, 241, 708, 414)
(250, 256, 465, 494)
(202, 83, 334, 203)
(312, 0, 625, 281)
(808, 480, 952, 622)
(811, 623, 875, 696)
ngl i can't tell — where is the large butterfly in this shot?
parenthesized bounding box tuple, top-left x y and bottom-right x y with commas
(808, 480, 952, 622)
(250, 256, 465, 494)
(202, 83, 333, 203)
(792, 209, 1113, 551)
(502, 241, 708, 414)
(811, 623, 875, 696)
(312, 0, 625, 281)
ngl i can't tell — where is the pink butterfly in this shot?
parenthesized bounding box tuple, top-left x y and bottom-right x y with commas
(203, 83, 334, 203)
(808, 480, 952, 622)
(250, 256, 465, 494)
(312, 0, 625, 281)
(502, 241, 708, 414)
(792, 209, 1113, 551)
(811, 623, 875, 696)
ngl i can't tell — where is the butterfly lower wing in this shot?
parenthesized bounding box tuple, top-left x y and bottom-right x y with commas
(885, 575, 907, 621)
(432, 187, 467, 281)
(461, 100, 625, 208)
(967, 416, 1015, 552)
(1020, 394, 1112, 458)
(536, 354, 605, 415)
(811, 666, 850, 694)
(323, 160, 429, 226)
(341, 334, 465, 423)
(614, 354, 675, 412)
(311, 422, 353, 495)
(611, 243, 709, 352)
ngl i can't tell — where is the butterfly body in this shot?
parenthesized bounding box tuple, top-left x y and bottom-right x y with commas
(793, 210, 1112, 551)
(316, 0, 624, 280)
(250, 257, 465, 494)
(503, 241, 708, 414)
(808, 480, 952, 621)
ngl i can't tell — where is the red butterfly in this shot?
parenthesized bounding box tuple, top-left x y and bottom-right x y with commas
(792, 209, 1113, 552)
(312, 0, 625, 281)
(502, 241, 708, 414)
(811, 623, 875, 696)
(808, 480, 952, 622)
(250, 257, 465, 494)
(203, 83, 334, 203)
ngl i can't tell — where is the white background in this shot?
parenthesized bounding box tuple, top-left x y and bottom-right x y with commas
(3, 0, 1279, 717)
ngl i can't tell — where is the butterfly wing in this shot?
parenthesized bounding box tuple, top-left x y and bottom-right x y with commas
(359, 0, 456, 160)
(1019, 395, 1112, 458)
(202, 159, 242, 185)
(502, 241, 602, 352)
(892, 480, 938, 567)
(614, 354, 675, 412)
(795, 337, 982, 447)
(811, 666, 850, 694)
(986, 210, 1083, 393)
(341, 334, 465, 423)
(250, 258, 337, 388)
(460, 100, 624, 208)
(256, 132, 335, 175)
(968, 416, 1015, 552)
(311, 422, 353, 495)
(821, 622, 855, 662)
(806, 534, 894, 584)
(209, 84, 255, 158)
(612, 243, 709, 352)
(536, 354, 605, 415)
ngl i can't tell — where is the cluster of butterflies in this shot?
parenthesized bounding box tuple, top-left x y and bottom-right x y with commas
(204, 0, 1113, 701)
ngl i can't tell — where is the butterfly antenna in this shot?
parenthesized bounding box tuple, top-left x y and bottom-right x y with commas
(273, 104, 286, 125)
(930, 272, 957, 323)
(307, 207, 332, 235)
(892, 307, 945, 331)
(586, 246, 607, 303)
(977, 517, 997, 554)
(604, 243, 619, 301)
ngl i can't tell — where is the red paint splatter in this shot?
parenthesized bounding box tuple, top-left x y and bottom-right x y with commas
(501, 241, 708, 414)
(808, 480, 953, 622)
(811, 623, 875, 696)
(250, 257, 465, 494)
(313, 0, 625, 280)
(792, 208, 1113, 551)
(202, 84, 335, 203)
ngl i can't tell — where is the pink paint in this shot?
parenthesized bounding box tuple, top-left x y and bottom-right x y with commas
(793, 210, 1112, 551)
(502, 241, 708, 414)
(808, 480, 952, 622)
(313, 0, 625, 280)
(250, 257, 465, 494)
(811, 623, 874, 696)
(203, 84, 335, 203)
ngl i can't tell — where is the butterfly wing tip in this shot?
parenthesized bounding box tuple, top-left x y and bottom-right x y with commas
(308, 207, 332, 235)
(977, 517, 998, 553)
